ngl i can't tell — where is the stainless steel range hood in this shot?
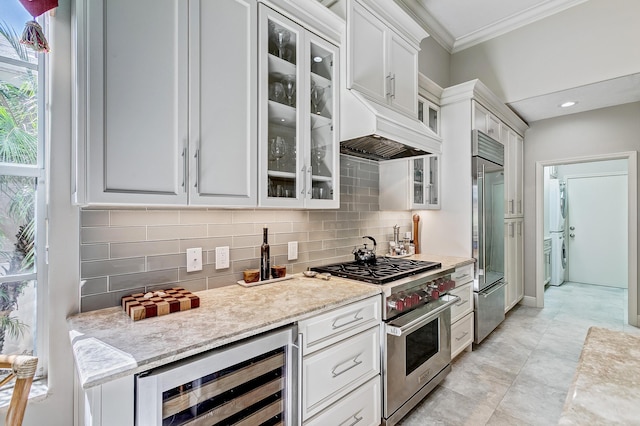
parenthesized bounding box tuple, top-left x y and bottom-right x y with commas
(340, 89, 442, 161)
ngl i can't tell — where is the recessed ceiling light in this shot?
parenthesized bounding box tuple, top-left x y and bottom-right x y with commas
(560, 101, 577, 108)
(313, 56, 323, 63)
(280, 118, 285, 122)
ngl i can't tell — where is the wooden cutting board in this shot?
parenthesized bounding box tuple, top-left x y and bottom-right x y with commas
(121, 287, 200, 321)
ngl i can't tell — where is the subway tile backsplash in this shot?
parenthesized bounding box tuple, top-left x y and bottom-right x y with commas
(79, 156, 413, 312)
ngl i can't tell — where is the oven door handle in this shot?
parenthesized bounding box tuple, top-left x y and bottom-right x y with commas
(386, 295, 460, 337)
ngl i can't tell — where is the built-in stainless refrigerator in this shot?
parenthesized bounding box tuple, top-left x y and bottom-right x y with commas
(472, 130, 507, 344)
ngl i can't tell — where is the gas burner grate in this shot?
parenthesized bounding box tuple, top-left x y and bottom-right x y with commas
(311, 258, 442, 284)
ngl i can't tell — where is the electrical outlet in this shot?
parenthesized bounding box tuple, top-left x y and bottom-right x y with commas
(186, 248, 202, 272)
(288, 241, 298, 260)
(216, 246, 230, 269)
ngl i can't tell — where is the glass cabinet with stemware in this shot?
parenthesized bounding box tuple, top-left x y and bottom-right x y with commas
(379, 154, 440, 210)
(258, 5, 340, 208)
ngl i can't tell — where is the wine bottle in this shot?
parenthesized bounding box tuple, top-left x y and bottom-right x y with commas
(261, 227, 270, 281)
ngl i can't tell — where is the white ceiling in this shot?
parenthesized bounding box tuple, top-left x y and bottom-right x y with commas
(395, 0, 588, 53)
(394, 0, 640, 123)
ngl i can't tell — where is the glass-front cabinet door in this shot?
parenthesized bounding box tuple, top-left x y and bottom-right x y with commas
(258, 5, 339, 208)
(411, 155, 440, 209)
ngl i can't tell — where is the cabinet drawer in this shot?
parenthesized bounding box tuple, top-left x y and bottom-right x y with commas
(450, 281, 473, 323)
(452, 263, 474, 285)
(304, 376, 380, 426)
(302, 326, 380, 419)
(298, 296, 381, 354)
(451, 312, 474, 360)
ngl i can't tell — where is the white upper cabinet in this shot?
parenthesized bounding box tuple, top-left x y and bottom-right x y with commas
(347, 0, 422, 118)
(76, 0, 257, 206)
(379, 154, 440, 210)
(79, 0, 189, 205)
(473, 102, 500, 141)
(501, 123, 524, 218)
(258, 5, 340, 208)
(189, 0, 257, 206)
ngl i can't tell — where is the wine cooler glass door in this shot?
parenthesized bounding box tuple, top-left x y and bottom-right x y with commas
(135, 327, 296, 425)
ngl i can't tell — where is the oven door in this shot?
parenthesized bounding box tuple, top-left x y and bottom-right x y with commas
(383, 295, 458, 419)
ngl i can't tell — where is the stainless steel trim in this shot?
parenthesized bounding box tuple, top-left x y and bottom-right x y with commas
(194, 146, 200, 189)
(474, 279, 506, 344)
(479, 279, 506, 297)
(331, 354, 363, 377)
(386, 295, 459, 336)
(340, 413, 364, 426)
(332, 310, 364, 330)
(382, 365, 450, 426)
(472, 129, 504, 165)
(181, 145, 187, 192)
(295, 332, 303, 426)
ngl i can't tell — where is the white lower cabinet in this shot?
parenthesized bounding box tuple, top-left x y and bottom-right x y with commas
(304, 376, 381, 426)
(505, 218, 524, 312)
(298, 295, 382, 424)
(302, 326, 380, 419)
(450, 264, 474, 359)
(451, 312, 474, 359)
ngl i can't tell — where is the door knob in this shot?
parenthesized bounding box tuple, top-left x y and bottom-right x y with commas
(569, 226, 575, 230)
(569, 233, 575, 237)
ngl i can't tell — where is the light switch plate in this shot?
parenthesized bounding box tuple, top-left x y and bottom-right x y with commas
(288, 241, 298, 260)
(186, 248, 203, 272)
(216, 246, 230, 269)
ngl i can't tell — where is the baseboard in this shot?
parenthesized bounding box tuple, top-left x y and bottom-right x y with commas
(521, 295, 538, 308)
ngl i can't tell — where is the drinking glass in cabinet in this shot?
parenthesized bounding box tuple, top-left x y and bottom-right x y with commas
(270, 136, 287, 171)
(310, 85, 325, 115)
(269, 82, 285, 103)
(281, 74, 296, 107)
(272, 27, 290, 60)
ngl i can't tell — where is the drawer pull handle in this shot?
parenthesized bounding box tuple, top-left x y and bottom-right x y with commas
(340, 413, 364, 426)
(332, 310, 364, 330)
(456, 273, 470, 280)
(455, 299, 468, 307)
(332, 355, 363, 378)
(455, 331, 469, 341)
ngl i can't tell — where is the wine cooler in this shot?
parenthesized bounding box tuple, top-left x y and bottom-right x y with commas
(136, 327, 297, 426)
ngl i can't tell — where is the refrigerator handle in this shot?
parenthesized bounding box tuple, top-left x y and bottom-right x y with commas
(480, 163, 486, 275)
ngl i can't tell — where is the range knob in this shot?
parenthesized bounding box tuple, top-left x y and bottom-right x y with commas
(430, 288, 440, 300)
(446, 279, 456, 291)
(402, 294, 414, 309)
(410, 293, 421, 306)
(436, 278, 447, 292)
(388, 297, 405, 312)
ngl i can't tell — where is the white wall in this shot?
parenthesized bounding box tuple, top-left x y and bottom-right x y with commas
(449, 0, 640, 104)
(418, 36, 450, 89)
(557, 159, 628, 179)
(524, 102, 640, 309)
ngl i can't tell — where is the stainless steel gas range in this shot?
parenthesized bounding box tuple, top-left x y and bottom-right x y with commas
(312, 257, 460, 426)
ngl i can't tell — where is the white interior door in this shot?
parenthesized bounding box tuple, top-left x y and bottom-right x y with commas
(566, 173, 627, 287)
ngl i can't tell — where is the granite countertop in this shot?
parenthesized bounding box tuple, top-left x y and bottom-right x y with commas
(68, 253, 473, 390)
(69, 275, 380, 389)
(410, 253, 475, 270)
(559, 326, 640, 424)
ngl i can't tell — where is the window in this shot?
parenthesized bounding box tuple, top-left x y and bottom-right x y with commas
(0, 9, 46, 377)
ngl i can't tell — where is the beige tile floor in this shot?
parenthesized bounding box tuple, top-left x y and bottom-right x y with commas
(399, 281, 640, 426)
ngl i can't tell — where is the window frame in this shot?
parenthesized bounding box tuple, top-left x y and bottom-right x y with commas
(0, 18, 48, 378)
